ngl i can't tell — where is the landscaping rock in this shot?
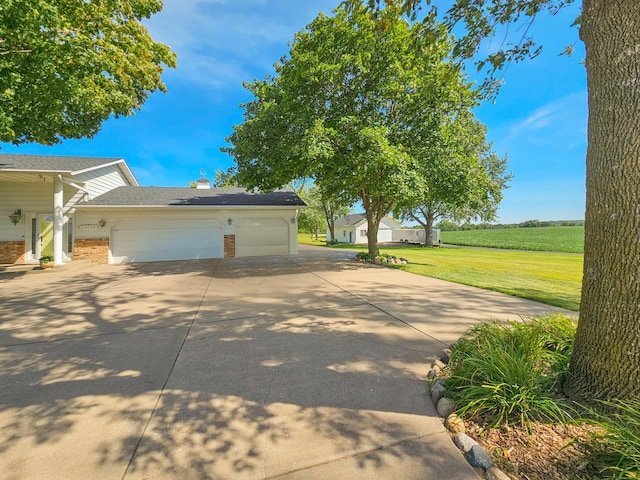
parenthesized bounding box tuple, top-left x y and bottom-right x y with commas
(434, 359, 447, 369)
(486, 467, 511, 480)
(430, 382, 446, 404)
(436, 397, 455, 417)
(434, 377, 447, 387)
(464, 445, 494, 471)
(426, 367, 439, 379)
(445, 414, 466, 434)
(453, 433, 478, 453)
(440, 348, 452, 364)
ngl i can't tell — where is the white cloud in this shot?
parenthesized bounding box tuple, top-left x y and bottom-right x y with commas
(145, 0, 339, 90)
(498, 92, 587, 149)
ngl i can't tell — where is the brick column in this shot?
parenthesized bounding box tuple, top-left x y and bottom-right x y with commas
(224, 235, 235, 258)
(74, 238, 109, 264)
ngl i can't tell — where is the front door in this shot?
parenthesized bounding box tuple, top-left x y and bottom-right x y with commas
(39, 214, 54, 257)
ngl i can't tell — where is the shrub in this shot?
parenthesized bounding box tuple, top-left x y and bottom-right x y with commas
(355, 252, 373, 262)
(587, 400, 640, 479)
(446, 314, 576, 428)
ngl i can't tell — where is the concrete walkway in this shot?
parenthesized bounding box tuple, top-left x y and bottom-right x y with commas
(0, 245, 570, 480)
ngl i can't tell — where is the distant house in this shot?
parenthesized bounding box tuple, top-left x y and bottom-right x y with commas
(0, 154, 305, 265)
(330, 213, 403, 244)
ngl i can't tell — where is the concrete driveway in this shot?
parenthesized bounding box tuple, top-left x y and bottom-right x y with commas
(0, 245, 569, 480)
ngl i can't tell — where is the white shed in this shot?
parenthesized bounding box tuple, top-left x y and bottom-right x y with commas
(330, 214, 403, 244)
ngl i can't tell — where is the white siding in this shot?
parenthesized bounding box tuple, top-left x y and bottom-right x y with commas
(332, 226, 357, 243)
(74, 165, 130, 199)
(0, 182, 79, 242)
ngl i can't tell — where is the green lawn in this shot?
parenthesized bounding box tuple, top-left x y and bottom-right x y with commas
(298, 233, 328, 245)
(385, 246, 582, 311)
(441, 226, 584, 253)
(298, 234, 582, 311)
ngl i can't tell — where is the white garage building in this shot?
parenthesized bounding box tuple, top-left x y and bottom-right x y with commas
(0, 155, 305, 265)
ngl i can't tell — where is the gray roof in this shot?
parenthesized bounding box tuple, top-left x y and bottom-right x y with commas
(80, 186, 307, 207)
(334, 214, 367, 227)
(0, 154, 125, 172)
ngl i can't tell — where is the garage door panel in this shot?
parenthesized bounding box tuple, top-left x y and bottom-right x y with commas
(236, 220, 289, 257)
(111, 220, 223, 264)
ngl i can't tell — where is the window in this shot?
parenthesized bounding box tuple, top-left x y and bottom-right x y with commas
(30, 218, 37, 255)
(360, 230, 367, 237)
(66, 218, 74, 253)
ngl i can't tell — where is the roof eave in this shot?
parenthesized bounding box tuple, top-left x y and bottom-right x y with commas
(71, 158, 139, 186)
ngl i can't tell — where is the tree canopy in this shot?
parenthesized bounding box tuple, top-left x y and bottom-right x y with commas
(353, 0, 640, 405)
(395, 108, 511, 245)
(0, 0, 176, 145)
(225, 3, 494, 255)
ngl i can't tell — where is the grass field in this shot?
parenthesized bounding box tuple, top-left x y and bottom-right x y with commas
(440, 226, 584, 253)
(298, 234, 582, 311)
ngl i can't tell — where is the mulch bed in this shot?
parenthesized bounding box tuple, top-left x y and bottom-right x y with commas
(465, 420, 603, 480)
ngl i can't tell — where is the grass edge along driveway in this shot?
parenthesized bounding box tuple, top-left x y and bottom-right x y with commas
(299, 236, 582, 311)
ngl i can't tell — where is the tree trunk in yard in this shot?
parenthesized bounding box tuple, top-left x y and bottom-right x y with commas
(362, 191, 393, 257)
(563, 0, 640, 403)
(423, 213, 435, 247)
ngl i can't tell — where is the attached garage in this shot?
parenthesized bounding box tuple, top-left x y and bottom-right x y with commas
(236, 219, 289, 257)
(75, 185, 305, 264)
(111, 219, 223, 264)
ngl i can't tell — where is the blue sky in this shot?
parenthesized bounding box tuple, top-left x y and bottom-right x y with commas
(1, 1, 586, 224)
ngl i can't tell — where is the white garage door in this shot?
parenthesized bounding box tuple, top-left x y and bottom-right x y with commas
(111, 220, 223, 264)
(236, 219, 289, 257)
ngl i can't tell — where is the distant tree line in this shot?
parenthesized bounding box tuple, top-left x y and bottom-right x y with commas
(436, 219, 585, 231)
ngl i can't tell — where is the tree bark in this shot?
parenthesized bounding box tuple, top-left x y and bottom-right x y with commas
(564, 0, 640, 403)
(362, 190, 393, 256)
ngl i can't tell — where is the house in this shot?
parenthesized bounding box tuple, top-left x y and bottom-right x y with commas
(330, 213, 403, 244)
(0, 154, 305, 265)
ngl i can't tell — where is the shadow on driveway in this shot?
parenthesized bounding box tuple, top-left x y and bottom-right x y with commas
(0, 246, 568, 479)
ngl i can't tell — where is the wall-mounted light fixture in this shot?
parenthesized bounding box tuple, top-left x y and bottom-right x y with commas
(291, 217, 296, 224)
(227, 217, 233, 226)
(8, 209, 22, 226)
(98, 219, 106, 228)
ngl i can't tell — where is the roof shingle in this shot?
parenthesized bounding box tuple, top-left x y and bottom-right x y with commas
(80, 186, 306, 207)
(0, 154, 124, 172)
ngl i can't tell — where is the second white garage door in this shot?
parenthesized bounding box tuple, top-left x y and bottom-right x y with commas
(235, 219, 289, 257)
(111, 220, 223, 264)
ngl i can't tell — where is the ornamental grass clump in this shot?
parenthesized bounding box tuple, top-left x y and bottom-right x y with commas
(587, 400, 640, 480)
(446, 314, 576, 428)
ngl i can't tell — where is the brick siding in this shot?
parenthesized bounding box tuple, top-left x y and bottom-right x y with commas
(0, 241, 26, 264)
(74, 238, 109, 264)
(224, 235, 235, 258)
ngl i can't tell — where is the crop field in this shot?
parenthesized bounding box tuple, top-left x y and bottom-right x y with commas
(440, 226, 584, 253)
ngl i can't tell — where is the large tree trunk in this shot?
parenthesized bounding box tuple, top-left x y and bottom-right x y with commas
(362, 190, 393, 257)
(564, 0, 640, 403)
(410, 206, 437, 247)
(423, 213, 435, 247)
